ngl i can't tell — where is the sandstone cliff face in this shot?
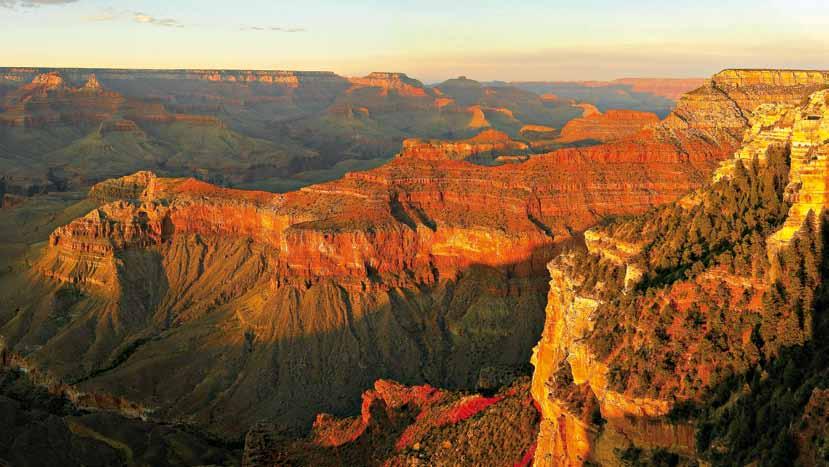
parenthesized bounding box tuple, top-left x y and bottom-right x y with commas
(400, 129, 528, 161)
(768, 90, 829, 255)
(556, 109, 659, 143)
(88, 170, 156, 203)
(530, 77, 829, 466)
(712, 69, 829, 110)
(348, 72, 430, 97)
(531, 252, 695, 466)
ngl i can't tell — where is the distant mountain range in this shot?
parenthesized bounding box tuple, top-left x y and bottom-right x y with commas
(0, 68, 699, 196)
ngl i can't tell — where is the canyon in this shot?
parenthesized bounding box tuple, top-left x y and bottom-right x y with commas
(2, 68, 829, 466)
(0, 67, 697, 196)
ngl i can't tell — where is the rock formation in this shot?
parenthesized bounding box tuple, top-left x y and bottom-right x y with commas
(241, 378, 538, 466)
(556, 109, 659, 143)
(400, 129, 528, 161)
(348, 72, 429, 97)
(767, 90, 829, 254)
(530, 73, 829, 466)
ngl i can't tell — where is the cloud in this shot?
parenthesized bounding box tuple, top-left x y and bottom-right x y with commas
(0, 0, 77, 7)
(132, 11, 184, 28)
(240, 25, 306, 33)
(83, 8, 185, 28)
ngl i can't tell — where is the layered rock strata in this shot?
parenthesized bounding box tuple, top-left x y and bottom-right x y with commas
(400, 129, 528, 161)
(530, 74, 829, 466)
(556, 109, 659, 143)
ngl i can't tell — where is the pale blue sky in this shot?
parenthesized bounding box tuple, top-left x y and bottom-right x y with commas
(1, 0, 828, 81)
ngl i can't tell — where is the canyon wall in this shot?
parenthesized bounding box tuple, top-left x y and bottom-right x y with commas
(530, 70, 829, 466)
(556, 109, 659, 143)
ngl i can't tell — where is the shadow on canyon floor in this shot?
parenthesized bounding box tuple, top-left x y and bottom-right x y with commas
(0, 234, 585, 440)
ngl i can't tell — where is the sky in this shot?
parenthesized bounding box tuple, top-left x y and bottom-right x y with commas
(1, 0, 828, 82)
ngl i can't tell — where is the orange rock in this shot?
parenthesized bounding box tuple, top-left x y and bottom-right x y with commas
(557, 109, 659, 143)
(466, 105, 490, 128)
(348, 72, 430, 97)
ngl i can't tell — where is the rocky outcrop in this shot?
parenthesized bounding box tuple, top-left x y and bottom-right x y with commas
(530, 77, 829, 466)
(28, 71, 65, 90)
(466, 105, 490, 128)
(556, 109, 659, 143)
(520, 124, 557, 139)
(574, 103, 601, 118)
(83, 73, 102, 91)
(531, 253, 695, 466)
(712, 69, 829, 110)
(0, 72, 124, 128)
(242, 378, 538, 467)
(768, 90, 829, 254)
(400, 129, 528, 161)
(348, 72, 430, 97)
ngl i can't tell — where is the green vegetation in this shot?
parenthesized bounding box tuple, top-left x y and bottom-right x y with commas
(565, 148, 829, 465)
(692, 216, 829, 467)
(580, 154, 792, 400)
(607, 154, 790, 288)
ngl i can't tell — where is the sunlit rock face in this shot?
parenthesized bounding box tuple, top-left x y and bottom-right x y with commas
(556, 109, 659, 144)
(768, 90, 829, 253)
(711, 69, 829, 110)
(531, 252, 695, 466)
(400, 129, 529, 161)
(530, 73, 829, 466)
(348, 72, 430, 97)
